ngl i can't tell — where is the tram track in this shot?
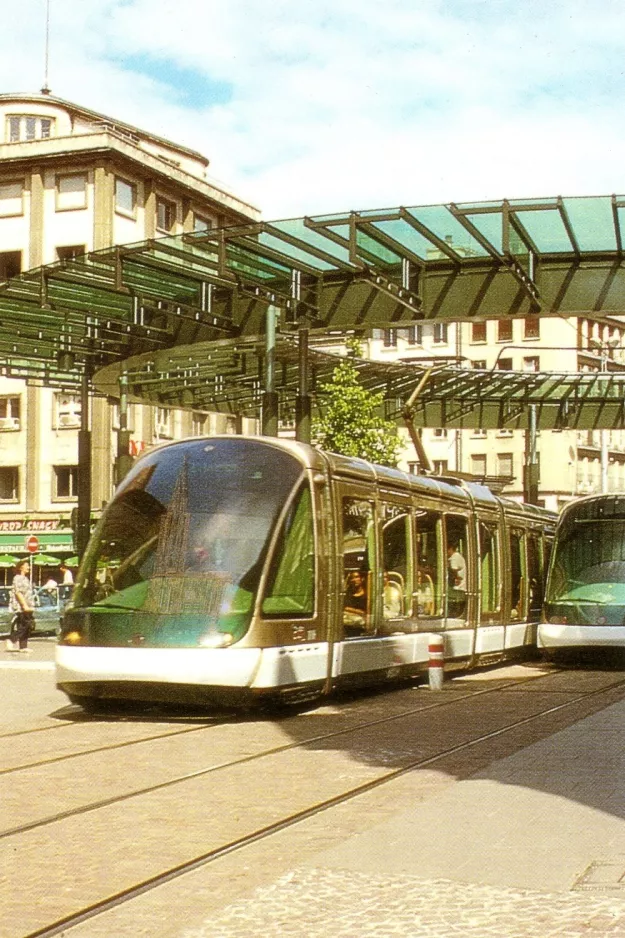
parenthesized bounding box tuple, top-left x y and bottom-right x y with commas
(21, 671, 625, 938)
(0, 661, 591, 781)
(4, 667, 625, 938)
(0, 664, 573, 786)
(0, 672, 558, 840)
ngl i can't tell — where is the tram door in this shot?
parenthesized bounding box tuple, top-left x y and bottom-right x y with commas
(339, 492, 376, 637)
(380, 500, 413, 629)
(526, 530, 545, 623)
(443, 514, 473, 659)
(474, 518, 504, 655)
(506, 527, 529, 649)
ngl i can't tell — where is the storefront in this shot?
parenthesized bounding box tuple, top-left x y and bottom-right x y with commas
(0, 516, 75, 583)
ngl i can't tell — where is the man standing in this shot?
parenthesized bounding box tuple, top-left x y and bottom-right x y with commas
(447, 543, 467, 591)
(6, 559, 35, 653)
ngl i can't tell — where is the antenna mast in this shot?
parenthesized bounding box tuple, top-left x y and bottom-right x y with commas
(41, 0, 51, 95)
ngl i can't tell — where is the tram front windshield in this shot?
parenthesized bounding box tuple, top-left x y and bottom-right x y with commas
(70, 439, 305, 644)
(547, 518, 625, 604)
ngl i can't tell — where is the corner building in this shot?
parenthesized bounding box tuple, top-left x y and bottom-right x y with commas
(0, 92, 259, 562)
(368, 315, 625, 512)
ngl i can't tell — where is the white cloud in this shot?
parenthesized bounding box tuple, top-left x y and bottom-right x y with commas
(3, 0, 625, 217)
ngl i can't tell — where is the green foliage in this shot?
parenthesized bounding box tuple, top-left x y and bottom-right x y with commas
(313, 347, 401, 467)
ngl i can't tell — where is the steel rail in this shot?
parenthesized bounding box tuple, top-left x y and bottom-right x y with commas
(18, 671, 625, 938)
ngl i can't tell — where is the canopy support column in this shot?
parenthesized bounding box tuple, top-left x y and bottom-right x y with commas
(262, 304, 279, 436)
(523, 404, 539, 505)
(76, 372, 92, 558)
(115, 371, 133, 485)
(295, 325, 311, 443)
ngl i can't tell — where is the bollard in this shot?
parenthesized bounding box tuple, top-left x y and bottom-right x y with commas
(428, 634, 444, 691)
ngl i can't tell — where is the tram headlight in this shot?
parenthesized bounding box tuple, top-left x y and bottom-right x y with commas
(198, 632, 234, 648)
(63, 630, 84, 644)
(549, 616, 568, 625)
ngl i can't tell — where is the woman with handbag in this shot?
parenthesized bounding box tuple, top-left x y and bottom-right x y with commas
(6, 559, 35, 653)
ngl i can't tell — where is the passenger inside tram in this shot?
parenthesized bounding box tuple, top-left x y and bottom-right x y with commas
(343, 569, 369, 632)
(446, 534, 468, 619)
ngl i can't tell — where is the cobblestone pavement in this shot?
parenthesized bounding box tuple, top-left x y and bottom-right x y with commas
(184, 868, 625, 938)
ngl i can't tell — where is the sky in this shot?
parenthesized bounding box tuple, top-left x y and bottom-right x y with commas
(3, 0, 625, 220)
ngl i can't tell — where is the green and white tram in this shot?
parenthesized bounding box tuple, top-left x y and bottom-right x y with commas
(56, 436, 556, 711)
(540, 494, 625, 654)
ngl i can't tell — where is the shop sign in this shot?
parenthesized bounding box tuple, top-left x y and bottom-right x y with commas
(0, 518, 63, 533)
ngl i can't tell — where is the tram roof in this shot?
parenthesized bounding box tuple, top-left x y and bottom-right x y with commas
(0, 193, 624, 427)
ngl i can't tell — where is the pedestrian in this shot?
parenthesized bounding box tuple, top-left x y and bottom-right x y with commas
(59, 562, 74, 585)
(6, 559, 35, 653)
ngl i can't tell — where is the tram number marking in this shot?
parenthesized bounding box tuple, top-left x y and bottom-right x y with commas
(292, 625, 317, 642)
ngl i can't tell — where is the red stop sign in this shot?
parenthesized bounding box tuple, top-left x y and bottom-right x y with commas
(25, 535, 39, 553)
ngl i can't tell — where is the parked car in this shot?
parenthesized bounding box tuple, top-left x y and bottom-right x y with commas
(0, 584, 73, 637)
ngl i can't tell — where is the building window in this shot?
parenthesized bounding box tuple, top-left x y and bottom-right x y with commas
(0, 180, 24, 217)
(497, 358, 513, 370)
(433, 428, 448, 438)
(0, 251, 21, 281)
(405, 324, 423, 345)
(471, 322, 487, 343)
(433, 323, 448, 344)
(194, 215, 213, 232)
(433, 459, 448, 474)
(471, 454, 487, 477)
(497, 320, 513, 342)
(54, 393, 81, 429)
(497, 453, 514, 478)
(0, 467, 19, 501)
(155, 407, 173, 439)
(156, 197, 176, 233)
(53, 466, 78, 500)
(56, 173, 87, 211)
(7, 115, 54, 142)
(523, 356, 540, 372)
(57, 245, 86, 262)
(191, 412, 208, 436)
(473, 428, 487, 438)
(115, 177, 137, 217)
(0, 397, 20, 431)
(473, 359, 487, 370)
(383, 329, 398, 348)
(524, 315, 540, 339)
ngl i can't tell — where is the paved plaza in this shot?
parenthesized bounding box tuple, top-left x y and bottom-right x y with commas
(5, 642, 625, 936)
(190, 689, 625, 938)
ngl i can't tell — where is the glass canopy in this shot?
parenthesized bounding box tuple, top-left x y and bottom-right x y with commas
(0, 194, 622, 427)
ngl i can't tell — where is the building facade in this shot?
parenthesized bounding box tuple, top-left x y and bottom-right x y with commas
(368, 314, 625, 512)
(0, 92, 259, 566)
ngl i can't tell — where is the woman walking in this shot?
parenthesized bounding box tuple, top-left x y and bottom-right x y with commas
(6, 559, 35, 653)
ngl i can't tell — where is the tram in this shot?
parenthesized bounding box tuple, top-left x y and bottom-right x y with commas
(56, 436, 556, 710)
(540, 493, 625, 654)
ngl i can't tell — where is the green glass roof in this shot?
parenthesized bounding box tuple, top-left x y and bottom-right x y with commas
(0, 194, 621, 426)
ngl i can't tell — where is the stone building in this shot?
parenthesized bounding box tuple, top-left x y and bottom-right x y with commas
(0, 91, 259, 563)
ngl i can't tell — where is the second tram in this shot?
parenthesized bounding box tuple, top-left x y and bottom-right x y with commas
(540, 493, 625, 654)
(56, 436, 556, 710)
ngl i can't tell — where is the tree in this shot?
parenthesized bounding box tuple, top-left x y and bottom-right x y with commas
(313, 344, 401, 467)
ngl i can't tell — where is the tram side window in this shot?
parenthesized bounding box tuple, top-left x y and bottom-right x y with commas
(381, 504, 410, 619)
(342, 497, 375, 635)
(479, 522, 500, 617)
(262, 485, 315, 617)
(526, 532, 543, 619)
(415, 510, 443, 617)
(509, 529, 527, 619)
(445, 515, 469, 620)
